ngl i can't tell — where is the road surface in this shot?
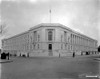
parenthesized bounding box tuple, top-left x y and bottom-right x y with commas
(0, 55, 100, 79)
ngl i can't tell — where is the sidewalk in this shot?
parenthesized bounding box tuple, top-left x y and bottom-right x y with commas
(0, 59, 13, 63)
(75, 54, 100, 58)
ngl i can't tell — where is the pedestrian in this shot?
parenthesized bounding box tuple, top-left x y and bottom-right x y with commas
(73, 52, 75, 58)
(7, 52, 10, 60)
(27, 53, 29, 57)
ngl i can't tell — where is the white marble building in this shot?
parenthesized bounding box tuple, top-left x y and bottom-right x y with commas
(2, 23, 98, 57)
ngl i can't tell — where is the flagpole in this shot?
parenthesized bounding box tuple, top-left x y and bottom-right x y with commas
(49, 9, 51, 23)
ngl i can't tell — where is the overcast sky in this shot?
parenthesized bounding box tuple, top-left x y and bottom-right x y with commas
(0, 0, 100, 47)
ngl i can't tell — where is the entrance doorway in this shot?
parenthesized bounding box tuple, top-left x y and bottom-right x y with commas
(48, 44, 53, 56)
(48, 44, 52, 50)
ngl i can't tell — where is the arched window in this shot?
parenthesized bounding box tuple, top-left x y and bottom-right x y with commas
(48, 31, 52, 41)
(34, 31, 37, 41)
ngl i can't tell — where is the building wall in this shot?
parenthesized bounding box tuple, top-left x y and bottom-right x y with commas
(2, 23, 98, 57)
(2, 31, 29, 56)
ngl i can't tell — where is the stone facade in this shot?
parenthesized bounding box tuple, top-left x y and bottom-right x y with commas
(2, 23, 98, 57)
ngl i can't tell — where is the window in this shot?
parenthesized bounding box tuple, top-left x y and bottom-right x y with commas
(71, 34, 72, 43)
(71, 46, 72, 50)
(27, 45, 28, 50)
(61, 35, 63, 42)
(65, 44, 67, 49)
(2, 40, 4, 46)
(61, 44, 63, 49)
(38, 35, 40, 42)
(38, 44, 39, 49)
(34, 44, 35, 49)
(68, 45, 70, 50)
(34, 31, 37, 41)
(48, 31, 53, 41)
(64, 31, 67, 42)
(30, 36, 32, 43)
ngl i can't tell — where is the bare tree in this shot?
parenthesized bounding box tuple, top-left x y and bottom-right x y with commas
(0, 23, 7, 36)
(0, 23, 7, 53)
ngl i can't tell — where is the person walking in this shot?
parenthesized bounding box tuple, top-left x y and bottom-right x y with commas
(27, 53, 29, 57)
(73, 52, 75, 58)
(7, 52, 10, 60)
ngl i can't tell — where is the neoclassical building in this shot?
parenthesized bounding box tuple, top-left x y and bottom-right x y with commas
(2, 23, 98, 57)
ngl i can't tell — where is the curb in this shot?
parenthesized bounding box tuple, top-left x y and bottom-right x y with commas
(0, 59, 13, 63)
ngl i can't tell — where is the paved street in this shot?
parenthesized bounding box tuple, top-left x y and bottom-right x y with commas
(0, 55, 100, 79)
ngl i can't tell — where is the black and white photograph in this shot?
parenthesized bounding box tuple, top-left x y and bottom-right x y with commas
(0, 0, 100, 79)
